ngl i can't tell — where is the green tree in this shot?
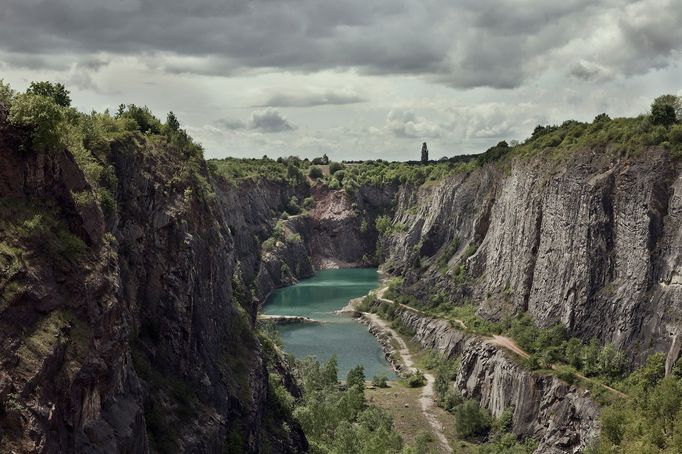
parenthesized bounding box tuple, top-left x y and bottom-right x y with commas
(434, 365, 450, 404)
(454, 400, 492, 439)
(651, 95, 680, 126)
(26, 81, 71, 107)
(375, 215, 391, 235)
(0, 79, 15, 108)
(9, 93, 65, 152)
(329, 161, 344, 174)
(166, 111, 180, 132)
(322, 355, 338, 388)
(346, 365, 366, 390)
(308, 165, 323, 179)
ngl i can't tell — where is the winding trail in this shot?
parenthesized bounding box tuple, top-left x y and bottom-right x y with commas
(373, 287, 627, 400)
(363, 311, 452, 454)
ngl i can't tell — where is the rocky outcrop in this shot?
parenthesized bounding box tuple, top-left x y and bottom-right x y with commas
(457, 340, 599, 453)
(366, 300, 599, 453)
(308, 184, 395, 269)
(0, 115, 306, 453)
(381, 149, 682, 368)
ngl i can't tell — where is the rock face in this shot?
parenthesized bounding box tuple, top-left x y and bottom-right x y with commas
(307, 184, 395, 269)
(0, 115, 305, 453)
(368, 300, 600, 453)
(381, 149, 682, 368)
(457, 340, 600, 454)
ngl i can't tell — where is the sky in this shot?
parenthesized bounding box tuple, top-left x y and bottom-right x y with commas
(1, 0, 681, 161)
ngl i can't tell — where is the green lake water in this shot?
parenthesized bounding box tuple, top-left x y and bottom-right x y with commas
(263, 268, 395, 379)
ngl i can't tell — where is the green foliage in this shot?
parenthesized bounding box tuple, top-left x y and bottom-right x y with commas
(165, 111, 180, 132)
(375, 215, 392, 234)
(209, 158, 295, 185)
(406, 370, 427, 388)
(454, 399, 492, 440)
(311, 154, 329, 165)
(347, 365, 366, 389)
(329, 161, 345, 174)
(26, 81, 71, 107)
(328, 177, 341, 189)
(371, 375, 389, 388)
(292, 356, 404, 453)
(651, 94, 680, 126)
(477, 141, 511, 166)
(0, 79, 15, 108)
(308, 165, 323, 179)
(116, 104, 163, 134)
(9, 93, 66, 152)
(286, 195, 301, 215)
(589, 354, 682, 452)
(302, 196, 314, 209)
(480, 433, 537, 454)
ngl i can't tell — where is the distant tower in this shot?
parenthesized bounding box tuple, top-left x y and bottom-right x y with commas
(421, 142, 429, 163)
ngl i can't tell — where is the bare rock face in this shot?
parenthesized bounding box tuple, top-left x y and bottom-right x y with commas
(381, 149, 682, 368)
(0, 120, 306, 453)
(368, 300, 600, 453)
(456, 340, 599, 454)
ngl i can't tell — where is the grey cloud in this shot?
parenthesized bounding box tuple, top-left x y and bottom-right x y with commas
(218, 109, 296, 133)
(257, 90, 366, 107)
(217, 118, 247, 130)
(386, 110, 441, 139)
(0, 0, 680, 90)
(250, 109, 296, 132)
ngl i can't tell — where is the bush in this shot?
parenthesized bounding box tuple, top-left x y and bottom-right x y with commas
(406, 370, 427, 388)
(557, 370, 576, 385)
(440, 389, 463, 412)
(454, 400, 492, 439)
(651, 95, 680, 126)
(375, 215, 391, 235)
(286, 196, 300, 215)
(9, 93, 65, 152)
(26, 81, 71, 107)
(346, 365, 365, 389)
(308, 166, 323, 179)
(371, 375, 388, 388)
(329, 161, 345, 174)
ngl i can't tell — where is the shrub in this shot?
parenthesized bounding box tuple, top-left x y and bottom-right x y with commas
(371, 375, 388, 388)
(454, 400, 492, 439)
(375, 215, 391, 235)
(651, 95, 680, 126)
(406, 370, 427, 388)
(440, 389, 463, 412)
(286, 196, 300, 215)
(9, 93, 65, 152)
(329, 161, 345, 174)
(0, 79, 15, 109)
(557, 370, 576, 385)
(308, 166, 323, 179)
(346, 365, 365, 389)
(26, 81, 71, 107)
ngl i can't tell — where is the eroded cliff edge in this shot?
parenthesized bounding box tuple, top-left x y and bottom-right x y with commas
(379, 148, 682, 368)
(0, 113, 305, 453)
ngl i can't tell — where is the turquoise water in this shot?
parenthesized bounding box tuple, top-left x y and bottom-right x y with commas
(263, 268, 395, 379)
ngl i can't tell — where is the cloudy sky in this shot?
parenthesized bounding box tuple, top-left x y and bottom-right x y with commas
(1, 0, 681, 161)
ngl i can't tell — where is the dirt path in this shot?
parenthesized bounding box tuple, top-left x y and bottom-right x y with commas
(363, 312, 453, 453)
(373, 287, 627, 399)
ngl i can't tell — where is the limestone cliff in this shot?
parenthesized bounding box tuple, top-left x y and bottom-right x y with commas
(379, 148, 682, 368)
(0, 113, 305, 453)
(367, 299, 600, 453)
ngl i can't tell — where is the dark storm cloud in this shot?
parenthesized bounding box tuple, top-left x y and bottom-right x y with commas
(257, 91, 366, 108)
(1, 0, 681, 89)
(218, 109, 296, 133)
